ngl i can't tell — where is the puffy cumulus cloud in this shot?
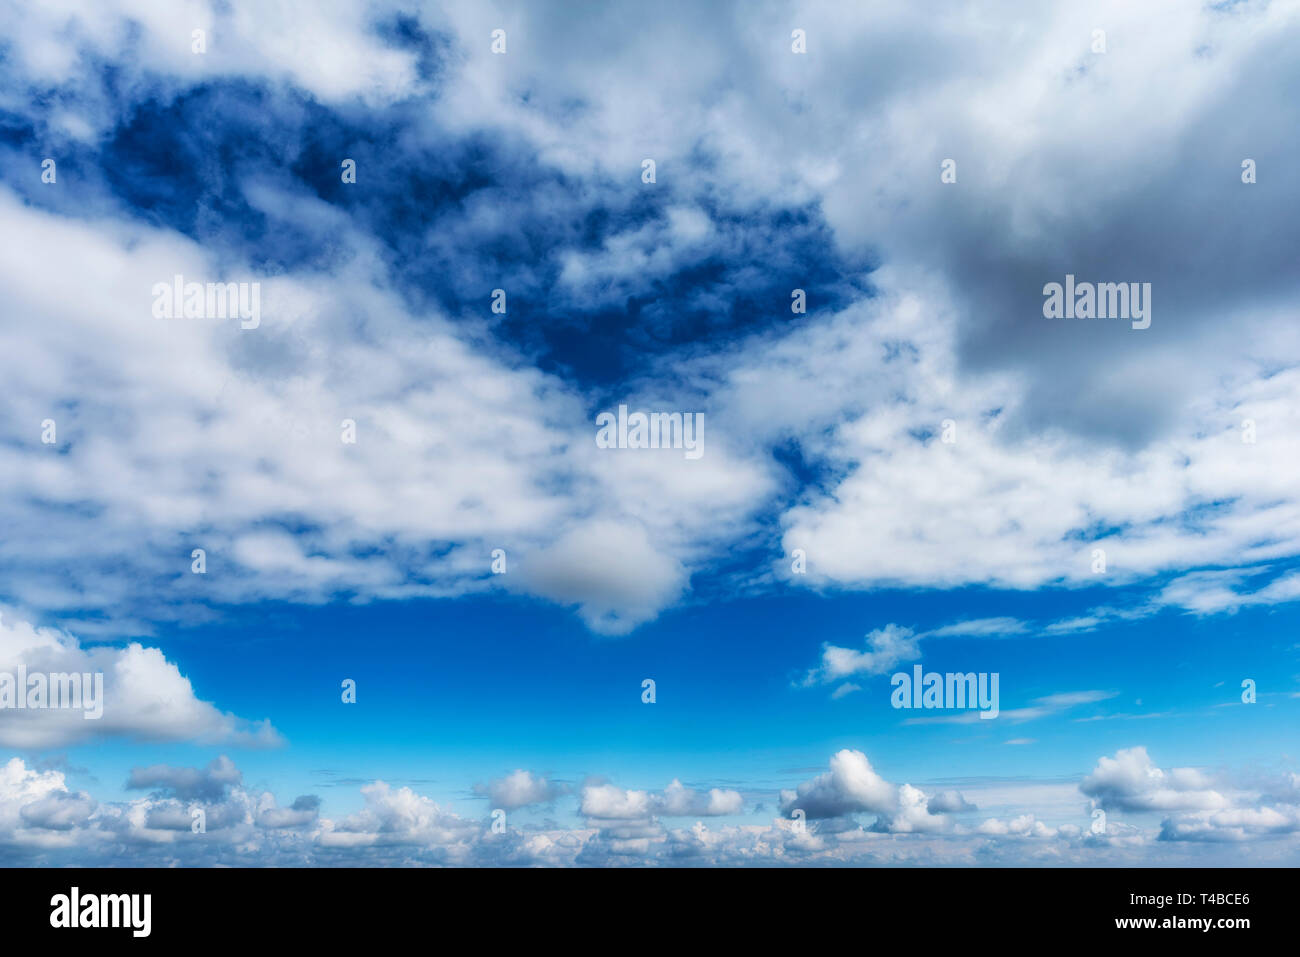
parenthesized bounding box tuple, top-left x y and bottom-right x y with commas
(565, 776, 747, 866)
(778, 750, 894, 820)
(776, 750, 949, 837)
(872, 784, 951, 834)
(579, 783, 654, 821)
(19, 790, 97, 832)
(0, 750, 1296, 865)
(512, 521, 689, 636)
(977, 815, 1073, 840)
(0, 755, 324, 862)
(1080, 747, 1228, 813)
(303, 777, 583, 866)
(109, 756, 295, 848)
(1159, 806, 1300, 843)
(126, 755, 243, 802)
(1075, 747, 1300, 846)
(257, 796, 321, 830)
(317, 782, 482, 862)
(0, 612, 281, 749)
(474, 770, 567, 811)
(579, 779, 744, 821)
(661, 780, 744, 818)
(927, 790, 977, 814)
(0, 758, 92, 848)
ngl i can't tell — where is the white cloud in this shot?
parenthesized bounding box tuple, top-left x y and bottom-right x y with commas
(1081, 747, 1229, 812)
(579, 783, 654, 821)
(927, 790, 976, 814)
(977, 814, 1064, 839)
(0, 187, 776, 636)
(922, 618, 1029, 639)
(778, 749, 923, 826)
(1160, 806, 1300, 843)
(0, 611, 280, 749)
(513, 521, 688, 635)
(1158, 568, 1300, 616)
(0, 747, 1291, 864)
(802, 624, 919, 686)
(903, 689, 1116, 726)
(2, 1, 1300, 640)
(2, 0, 420, 105)
(317, 781, 480, 859)
(475, 770, 566, 810)
(661, 779, 744, 817)
(579, 779, 743, 820)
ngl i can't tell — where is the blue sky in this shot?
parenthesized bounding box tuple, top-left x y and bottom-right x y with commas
(0, 0, 1298, 865)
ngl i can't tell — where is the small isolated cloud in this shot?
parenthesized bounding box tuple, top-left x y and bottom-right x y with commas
(474, 770, 567, 810)
(904, 689, 1117, 726)
(514, 521, 688, 635)
(1019, 691, 1119, 716)
(661, 780, 744, 817)
(1042, 616, 1106, 636)
(580, 783, 655, 820)
(802, 624, 919, 687)
(922, 618, 1028, 639)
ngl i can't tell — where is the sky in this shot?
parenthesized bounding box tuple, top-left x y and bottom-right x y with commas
(0, 0, 1298, 865)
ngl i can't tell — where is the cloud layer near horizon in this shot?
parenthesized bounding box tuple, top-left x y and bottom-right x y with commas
(0, 745, 1295, 866)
